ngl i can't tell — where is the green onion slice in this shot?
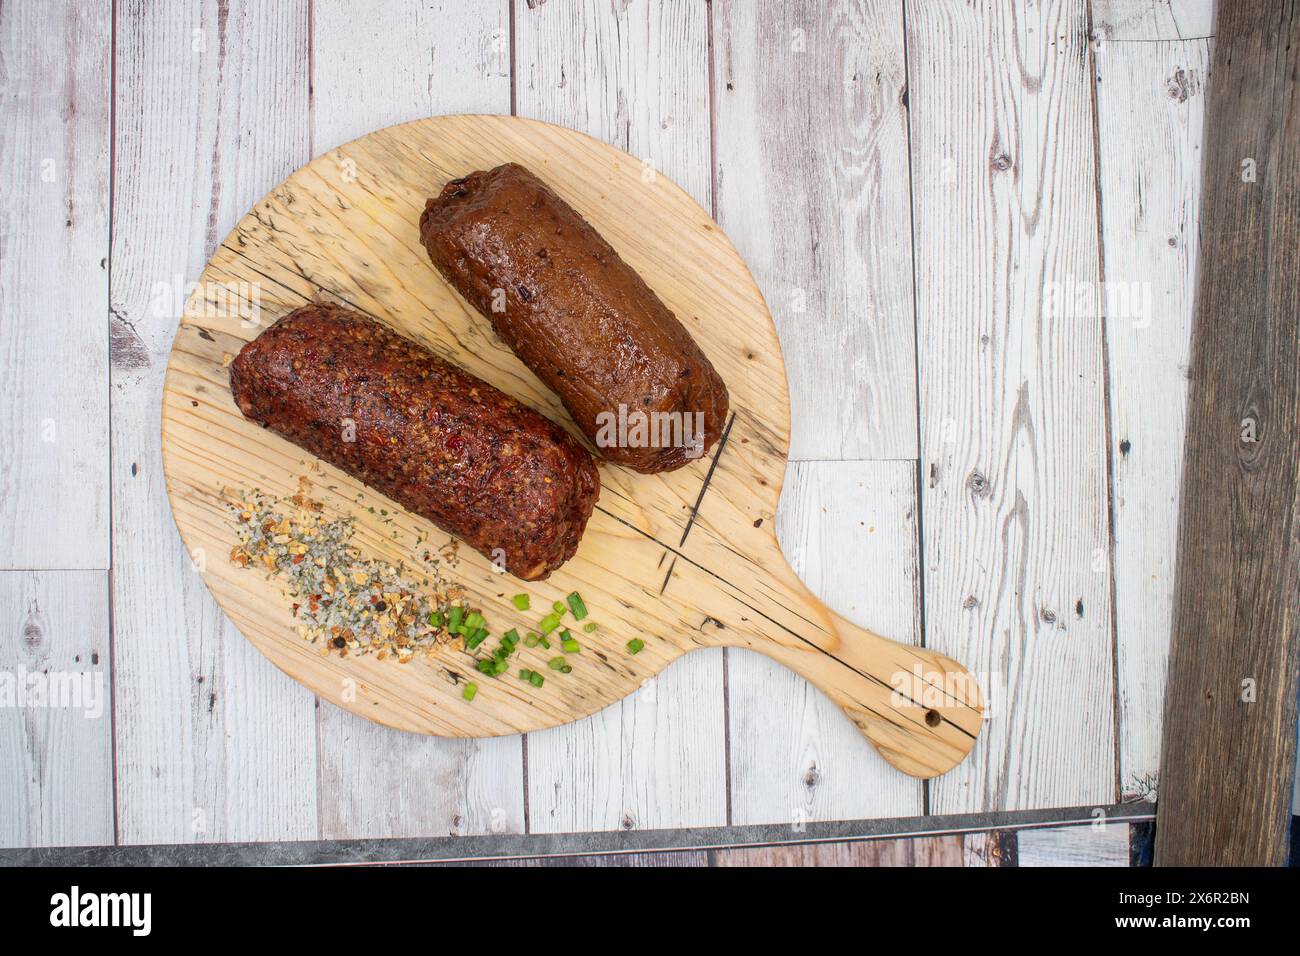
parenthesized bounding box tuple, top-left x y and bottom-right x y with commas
(566, 591, 588, 620)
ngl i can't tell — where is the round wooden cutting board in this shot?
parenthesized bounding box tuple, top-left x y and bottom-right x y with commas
(162, 114, 983, 779)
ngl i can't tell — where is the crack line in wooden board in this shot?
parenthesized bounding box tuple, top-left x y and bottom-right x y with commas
(676, 412, 737, 548)
(593, 502, 977, 739)
(657, 412, 736, 595)
(225, 235, 370, 318)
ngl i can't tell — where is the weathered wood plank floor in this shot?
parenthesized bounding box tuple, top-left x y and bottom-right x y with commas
(4, 0, 1280, 858)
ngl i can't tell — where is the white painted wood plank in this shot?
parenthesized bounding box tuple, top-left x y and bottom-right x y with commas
(316, 700, 524, 838)
(713, 0, 922, 827)
(515, 0, 712, 207)
(310, 0, 524, 840)
(1095, 36, 1209, 799)
(1017, 822, 1131, 866)
(516, 0, 727, 832)
(0, 0, 111, 570)
(730, 461, 923, 825)
(0, 571, 113, 848)
(525, 654, 726, 833)
(907, 0, 1116, 812)
(1091, 0, 1215, 42)
(310, 0, 510, 154)
(110, 0, 319, 844)
(713, 0, 917, 461)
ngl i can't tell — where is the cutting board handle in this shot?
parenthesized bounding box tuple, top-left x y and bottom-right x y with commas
(712, 558, 985, 779)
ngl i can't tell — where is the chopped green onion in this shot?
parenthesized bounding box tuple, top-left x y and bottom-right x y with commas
(560, 664, 572, 674)
(524, 634, 540, 648)
(539, 612, 563, 634)
(627, 638, 645, 655)
(582, 622, 598, 633)
(428, 610, 445, 628)
(512, 593, 531, 611)
(465, 628, 489, 650)
(538, 636, 551, 650)
(547, 657, 566, 671)
(476, 659, 495, 675)
(553, 600, 566, 614)
(518, 669, 533, 681)
(492, 659, 508, 676)
(529, 672, 544, 688)
(561, 637, 581, 654)
(448, 605, 464, 632)
(465, 611, 486, 631)
(566, 591, 588, 620)
(502, 628, 521, 648)
(462, 682, 478, 701)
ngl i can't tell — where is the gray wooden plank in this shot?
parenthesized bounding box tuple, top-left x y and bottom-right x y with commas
(0, 0, 111, 570)
(110, 0, 319, 844)
(712, 0, 918, 461)
(729, 461, 923, 824)
(515, 0, 728, 833)
(0, 571, 113, 848)
(1155, 0, 1300, 867)
(1094, 32, 1210, 800)
(907, 0, 1116, 812)
(309, 0, 524, 841)
(309, 0, 510, 151)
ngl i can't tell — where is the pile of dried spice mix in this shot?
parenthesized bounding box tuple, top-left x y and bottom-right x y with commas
(225, 484, 465, 663)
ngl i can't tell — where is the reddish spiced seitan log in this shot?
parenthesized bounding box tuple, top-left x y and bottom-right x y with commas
(229, 304, 599, 580)
(420, 163, 730, 474)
